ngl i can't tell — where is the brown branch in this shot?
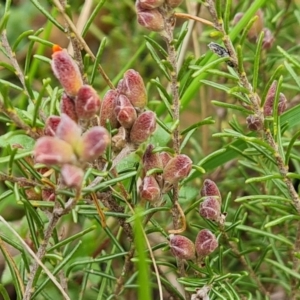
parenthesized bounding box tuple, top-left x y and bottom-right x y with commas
(174, 12, 214, 27)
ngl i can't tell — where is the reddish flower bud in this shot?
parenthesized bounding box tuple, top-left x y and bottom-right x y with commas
(34, 137, 76, 165)
(263, 81, 286, 116)
(55, 114, 82, 148)
(100, 89, 119, 128)
(75, 85, 101, 119)
(199, 196, 221, 222)
(118, 69, 147, 109)
(201, 179, 222, 203)
(167, 0, 183, 8)
(278, 93, 287, 115)
(60, 93, 78, 122)
(42, 189, 56, 201)
(262, 28, 274, 50)
(246, 115, 263, 131)
(130, 111, 156, 144)
(169, 234, 195, 260)
(136, 5, 165, 32)
(115, 95, 137, 128)
(79, 126, 110, 162)
(162, 154, 192, 190)
(195, 229, 218, 258)
(142, 144, 163, 173)
(51, 48, 83, 97)
(61, 164, 84, 189)
(44, 116, 61, 136)
(264, 80, 277, 117)
(159, 151, 173, 168)
(139, 0, 164, 9)
(232, 12, 244, 26)
(140, 175, 161, 202)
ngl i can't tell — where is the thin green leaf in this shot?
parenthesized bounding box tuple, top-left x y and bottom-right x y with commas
(146, 42, 170, 80)
(127, 207, 170, 223)
(224, 0, 232, 33)
(91, 37, 107, 84)
(0, 284, 10, 300)
(0, 238, 24, 299)
(236, 225, 293, 246)
(0, 12, 10, 35)
(82, 0, 106, 36)
(264, 215, 300, 228)
(83, 171, 137, 193)
(134, 208, 151, 300)
(28, 35, 54, 48)
(192, 56, 228, 78)
(284, 61, 300, 90)
(266, 258, 300, 280)
(277, 45, 300, 69)
(211, 100, 252, 114)
(0, 79, 23, 91)
(175, 21, 189, 50)
(237, 44, 244, 74)
(181, 117, 215, 135)
(24, 28, 44, 75)
(30, 0, 65, 31)
(32, 54, 51, 65)
(66, 252, 128, 277)
(245, 174, 283, 183)
(144, 36, 167, 58)
(48, 225, 96, 252)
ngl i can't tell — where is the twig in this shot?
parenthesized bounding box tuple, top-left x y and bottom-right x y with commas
(174, 12, 214, 27)
(0, 173, 42, 187)
(160, 5, 189, 299)
(52, 0, 115, 89)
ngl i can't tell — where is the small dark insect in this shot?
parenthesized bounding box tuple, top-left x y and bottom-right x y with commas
(208, 42, 229, 57)
(208, 42, 235, 67)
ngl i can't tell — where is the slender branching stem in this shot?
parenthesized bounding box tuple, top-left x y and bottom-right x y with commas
(159, 5, 190, 299)
(174, 12, 214, 27)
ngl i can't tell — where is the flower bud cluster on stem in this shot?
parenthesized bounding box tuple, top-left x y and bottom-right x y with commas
(140, 144, 192, 204)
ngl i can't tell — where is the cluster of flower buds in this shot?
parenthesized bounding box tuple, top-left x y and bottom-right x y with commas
(51, 45, 101, 121)
(135, 0, 182, 32)
(139, 144, 192, 203)
(263, 80, 287, 117)
(35, 114, 110, 190)
(169, 229, 218, 261)
(232, 10, 274, 50)
(199, 179, 225, 225)
(100, 69, 156, 150)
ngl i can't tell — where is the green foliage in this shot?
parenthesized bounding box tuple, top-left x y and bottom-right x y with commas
(1, 0, 300, 299)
